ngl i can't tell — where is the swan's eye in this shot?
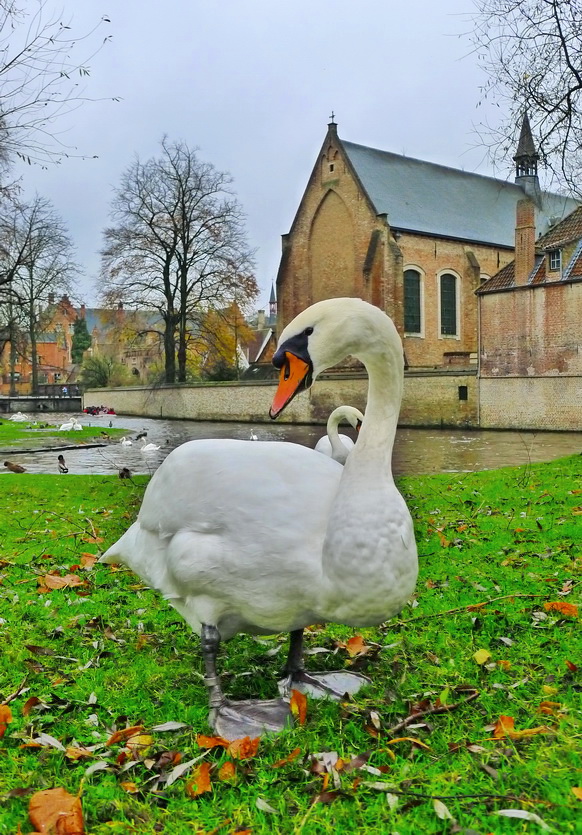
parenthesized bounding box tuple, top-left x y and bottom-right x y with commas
(304, 327, 314, 336)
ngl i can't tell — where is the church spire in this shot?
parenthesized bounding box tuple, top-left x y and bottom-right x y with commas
(514, 111, 539, 179)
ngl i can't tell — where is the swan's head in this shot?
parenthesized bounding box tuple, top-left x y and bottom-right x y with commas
(270, 297, 399, 418)
(331, 405, 364, 432)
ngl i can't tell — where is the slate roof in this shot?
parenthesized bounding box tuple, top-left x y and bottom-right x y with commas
(478, 205, 582, 293)
(342, 140, 578, 248)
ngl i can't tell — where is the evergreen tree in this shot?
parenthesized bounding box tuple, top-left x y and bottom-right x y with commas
(71, 317, 92, 364)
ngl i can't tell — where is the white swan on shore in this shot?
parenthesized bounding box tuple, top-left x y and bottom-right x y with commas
(9, 412, 29, 422)
(59, 417, 82, 431)
(102, 298, 418, 740)
(314, 405, 364, 464)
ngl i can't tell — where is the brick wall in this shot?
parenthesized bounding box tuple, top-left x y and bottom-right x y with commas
(480, 377, 582, 430)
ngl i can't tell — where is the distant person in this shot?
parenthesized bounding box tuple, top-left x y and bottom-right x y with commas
(61, 385, 68, 396)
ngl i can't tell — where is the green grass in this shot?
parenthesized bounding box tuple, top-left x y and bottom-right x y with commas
(0, 418, 124, 450)
(0, 456, 580, 834)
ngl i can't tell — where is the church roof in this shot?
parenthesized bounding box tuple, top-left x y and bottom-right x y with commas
(341, 140, 577, 248)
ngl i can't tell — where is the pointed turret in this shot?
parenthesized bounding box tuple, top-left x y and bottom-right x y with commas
(514, 112, 539, 180)
(268, 283, 277, 325)
(513, 112, 540, 285)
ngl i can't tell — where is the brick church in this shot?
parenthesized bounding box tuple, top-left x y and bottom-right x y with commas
(275, 116, 577, 373)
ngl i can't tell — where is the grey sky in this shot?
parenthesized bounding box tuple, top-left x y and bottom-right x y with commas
(14, 0, 500, 309)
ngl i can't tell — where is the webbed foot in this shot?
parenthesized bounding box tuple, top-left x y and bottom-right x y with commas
(209, 697, 293, 740)
(278, 669, 371, 701)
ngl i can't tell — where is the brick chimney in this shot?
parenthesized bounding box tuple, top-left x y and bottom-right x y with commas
(514, 198, 536, 286)
(257, 309, 265, 329)
(513, 112, 540, 286)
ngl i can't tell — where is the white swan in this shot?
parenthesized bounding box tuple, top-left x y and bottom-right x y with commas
(249, 429, 258, 441)
(102, 298, 418, 740)
(140, 439, 160, 452)
(59, 417, 82, 431)
(120, 437, 133, 446)
(314, 405, 364, 464)
(9, 412, 29, 422)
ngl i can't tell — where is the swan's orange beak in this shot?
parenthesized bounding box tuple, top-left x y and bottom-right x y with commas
(270, 352, 311, 418)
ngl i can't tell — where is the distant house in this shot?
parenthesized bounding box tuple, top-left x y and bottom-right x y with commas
(241, 285, 278, 379)
(477, 124, 582, 431)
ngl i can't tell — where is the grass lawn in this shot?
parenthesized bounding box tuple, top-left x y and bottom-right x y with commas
(0, 455, 580, 833)
(0, 418, 125, 453)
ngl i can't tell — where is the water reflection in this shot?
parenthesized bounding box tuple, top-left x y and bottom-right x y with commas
(1, 412, 580, 477)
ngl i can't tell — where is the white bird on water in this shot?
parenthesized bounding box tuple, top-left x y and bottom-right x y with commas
(120, 437, 133, 446)
(314, 405, 364, 464)
(101, 298, 418, 741)
(140, 439, 160, 452)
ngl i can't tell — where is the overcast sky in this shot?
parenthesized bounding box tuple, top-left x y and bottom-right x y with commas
(14, 0, 503, 309)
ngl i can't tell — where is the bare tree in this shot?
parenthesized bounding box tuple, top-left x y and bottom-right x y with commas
(470, 0, 582, 192)
(0, 195, 76, 393)
(0, 0, 112, 171)
(100, 138, 258, 384)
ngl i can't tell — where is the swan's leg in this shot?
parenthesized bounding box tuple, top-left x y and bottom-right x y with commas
(279, 628, 371, 701)
(200, 624, 293, 741)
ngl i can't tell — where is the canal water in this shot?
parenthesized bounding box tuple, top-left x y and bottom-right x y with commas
(1, 412, 580, 477)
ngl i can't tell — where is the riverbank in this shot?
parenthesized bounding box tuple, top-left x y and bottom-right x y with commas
(0, 455, 580, 833)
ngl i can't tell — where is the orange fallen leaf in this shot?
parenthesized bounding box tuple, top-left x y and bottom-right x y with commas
(544, 601, 578, 617)
(492, 715, 549, 739)
(466, 602, 488, 612)
(497, 660, 511, 671)
(218, 760, 237, 782)
(565, 660, 578, 672)
(387, 737, 431, 750)
(185, 761, 212, 796)
(538, 701, 563, 716)
(290, 689, 307, 725)
(336, 635, 371, 657)
(196, 734, 230, 749)
(80, 553, 98, 570)
(120, 782, 139, 793)
(105, 725, 145, 747)
(65, 747, 94, 761)
(28, 787, 84, 834)
(572, 787, 582, 800)
(38, 573, 86, 592)
(227, 736, 260, 760)
(0, 704, 13, 739)
(22, 696, 43, 716)
(272, 747, 301, 768)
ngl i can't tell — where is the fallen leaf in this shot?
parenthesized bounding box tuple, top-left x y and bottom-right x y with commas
(152, 721, 189, 732)
(164, 755, 207, 787)
(433, 798, 454, 820)
(120, 782, 139, 793)
(544, 601, 578, 617)
(290, 689, 307, 725)
(493, 808, 551, 830)
(39, 573, 86, 591)
(565, 660, 578, 672)
(542, 685, 559, 696)
(34, 733, 66, 752)
(228, 736, 260, 760)
(65, 747, 94, 761)
(538, 701, 562, 716)
(22, 696, 43, 716)
(571, 787, 582, 800)
(80, 553, 98, 570)
(256, 797, 278, 814)
(105, 725, 145, 747)
(497, 660, 511, 671)
(272, 747, 301, 768)
(185, 762, 212, 796)
(29, 787, 84, 834)
(196, 733, 230, 749)
(0, 704, 12, 738)
(387, 737, 430, 750)
(473, 649, 491, 665)
(218, 761, 237, 781)
(343, 636, 372, 657)
(492, 715, 549, 740)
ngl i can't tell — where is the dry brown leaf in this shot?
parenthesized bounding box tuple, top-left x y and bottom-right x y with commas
(79, 554, 97, 570)
(218, 761, 237, 782)
(497, 659, 511, 671)
(387, 737, 430, 750)
(0, 704, 13, 738)
(105, 725, 145, 747)
(538, 700, 563, 717)
(185, 761, 212, 796)
(272, 747, 301, 768)
(544, 601, 579, 617)
(39, 574, 86, 592)
(566, 659, 578, 672)
(196, 733, 230, 749)
(64, 747, 94, 761)
(492, 715, 549, 739)
(28, 787, 84, 834)
(22, 696, 43, 716)
(290, 689, 307, 725)
(344, 636, 371, 657)
(227, 736, 260, 760)
(119, 782, 139, 794)
(571, 787, 582, 800)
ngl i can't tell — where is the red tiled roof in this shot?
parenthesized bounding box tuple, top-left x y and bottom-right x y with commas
(568, 250, 582, 277)
(530, 255, 547, 285)
(537, 205, 582, 248)
(477, 261, 514, 293)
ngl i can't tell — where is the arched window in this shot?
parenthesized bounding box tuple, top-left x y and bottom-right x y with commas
(439, 272, 458, 337)
(404, 268, 422, 335)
